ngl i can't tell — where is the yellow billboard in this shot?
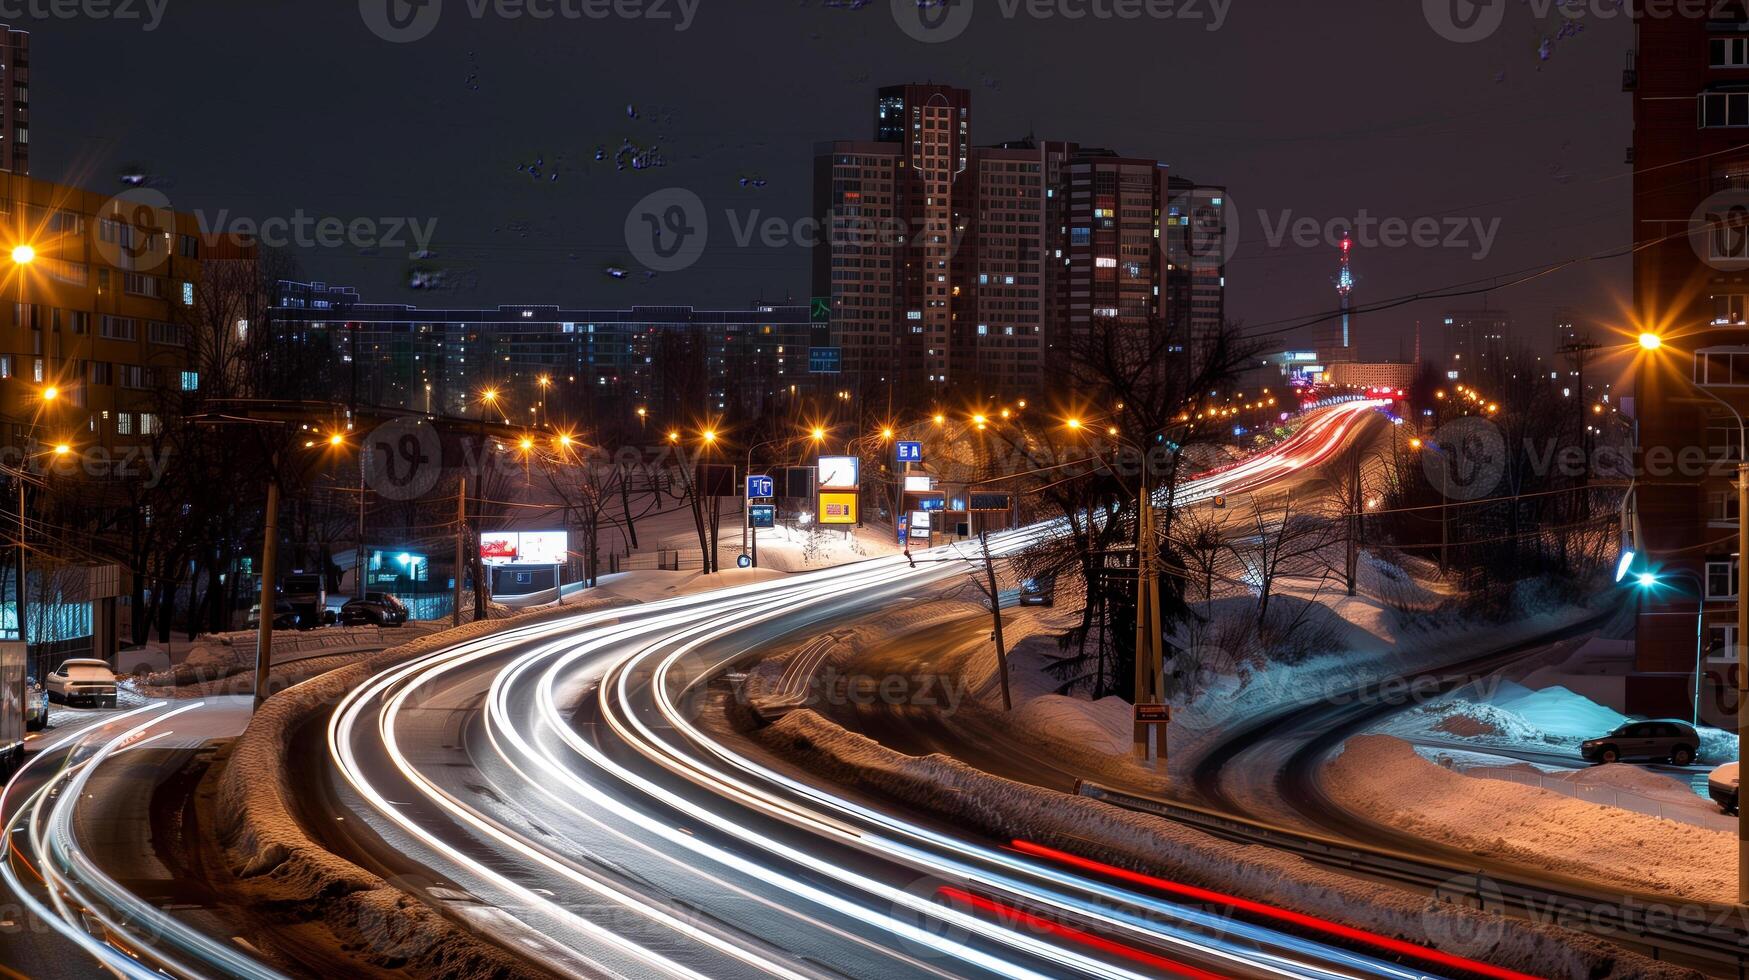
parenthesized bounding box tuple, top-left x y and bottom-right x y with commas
(818, 492, 858, 525)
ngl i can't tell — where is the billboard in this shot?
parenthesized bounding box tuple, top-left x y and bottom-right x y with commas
(817, 456, 859, 490)
(903, 475, 933, 493)
(819, 492, 858, 525)
(479, 530, 570, 566)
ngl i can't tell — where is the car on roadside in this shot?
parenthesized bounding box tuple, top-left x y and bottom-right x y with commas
(1710, 762, 1739, 814)
(340, 593, 410, 627)
(1580, 719, 1700, 766)
(24, 676, 46, 730)
(45, 658, 118, 708)
(245, 600, 299, 631)
(1018, 574, 1056, 608)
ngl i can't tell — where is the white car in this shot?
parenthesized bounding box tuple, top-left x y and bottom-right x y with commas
(46, 658, 117, 708)
(1710, 762, 1739, 814)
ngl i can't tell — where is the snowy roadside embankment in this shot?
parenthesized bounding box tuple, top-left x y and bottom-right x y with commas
(1380, 678, 1739, 766)
(212, 597, 627, 977)
(758, 710, 1694, 979)
(1325, 735, 1735, 904)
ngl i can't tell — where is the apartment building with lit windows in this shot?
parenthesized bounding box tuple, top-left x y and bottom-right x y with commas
(0, 28, 27, 176)
(1628, 3, 1749, 714)
(0, 172, 220, 455)
(815, 84, 1223, 405)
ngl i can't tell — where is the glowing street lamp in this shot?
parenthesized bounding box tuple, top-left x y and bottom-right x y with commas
(1638, 332, 1663, 352)
(11, 244, 34, 265)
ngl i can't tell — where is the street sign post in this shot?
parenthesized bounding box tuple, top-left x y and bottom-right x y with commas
(746, 474, 774, 499)
(809, 348, 842, 374)
(896, 441, 923, 463)
(749, 504, 776, 529)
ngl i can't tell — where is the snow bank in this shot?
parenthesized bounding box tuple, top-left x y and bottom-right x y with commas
(1327, 735, 1735, 904)
(212, 597, 628, 977)
(760, 711, 1693, 979)
(1383, 679, 1739, 765)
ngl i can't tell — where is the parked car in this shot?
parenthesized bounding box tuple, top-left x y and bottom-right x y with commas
(1710, 762, 1739, 814)
(1018, 574, 1056, 608)
(45, 659, 118, 708)
(280, 572, 326, 631)
(24, 676, 46, 730)
(245, 600, 299, 630)
(340, 593, 410, 627)
(1579, 719, 1699, 765)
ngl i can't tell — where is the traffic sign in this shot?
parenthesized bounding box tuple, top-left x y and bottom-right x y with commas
(896, 441, 923, 463)
(1135, 704, 1171, 725)
(747, 474, 774, 499)
(809, 347, 842, 374)
(917, 495, 946, 512)
(749, 504, 776, 529)
(737, 554, 753, 569)
(811, 296, 831, 323)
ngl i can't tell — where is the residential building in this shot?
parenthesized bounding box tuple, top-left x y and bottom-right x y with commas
(1628, 4, 1749, 713)
(1443, 308, 1512, 381)
(0, 28, 27, 176)
(267, 284, 820, 425)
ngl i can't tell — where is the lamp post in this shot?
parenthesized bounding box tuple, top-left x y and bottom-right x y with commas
(1635, 569, 1710, 728)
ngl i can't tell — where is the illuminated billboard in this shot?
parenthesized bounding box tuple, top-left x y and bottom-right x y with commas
(819, 492, 858, 525)
(817, 456, 860, 490)
(479, 530, 570, 566)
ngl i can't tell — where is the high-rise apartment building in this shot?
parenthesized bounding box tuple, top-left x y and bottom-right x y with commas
(815, 84, 1220, 403)
(0, 29, 28, 176)
(1443, 308, 1512, 381)
(1628, 4, 1749, 710)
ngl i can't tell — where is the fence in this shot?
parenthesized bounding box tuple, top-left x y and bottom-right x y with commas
(1471, 765, 1711, 823)
(608, 551, 706, 574)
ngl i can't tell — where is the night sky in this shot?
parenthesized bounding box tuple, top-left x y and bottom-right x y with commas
(31, 0, 1630, 360)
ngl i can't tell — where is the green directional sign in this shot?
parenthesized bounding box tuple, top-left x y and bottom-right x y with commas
(811, 296, 832, 323)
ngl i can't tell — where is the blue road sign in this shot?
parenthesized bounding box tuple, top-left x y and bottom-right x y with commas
(750, 504, 777, 529)
(747, 475, 775, 499)
(896, 441, 923, 463)
(809, 347, 842, 374)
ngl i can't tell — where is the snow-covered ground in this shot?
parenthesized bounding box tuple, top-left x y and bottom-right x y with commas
(1376, 677, 1739, 767)
(1326, 735, 1736, 903)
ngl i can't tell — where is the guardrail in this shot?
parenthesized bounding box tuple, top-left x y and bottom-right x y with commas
(1074, 779, 1749, 972)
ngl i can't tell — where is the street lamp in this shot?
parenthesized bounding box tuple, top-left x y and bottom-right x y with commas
(10, 244, 33, 266)
(1634, 569, 1711, 728)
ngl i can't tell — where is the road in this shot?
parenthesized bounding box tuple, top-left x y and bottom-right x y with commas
(4, 398, 1451, 978)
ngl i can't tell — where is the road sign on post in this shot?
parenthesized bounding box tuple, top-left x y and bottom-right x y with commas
(810, 296, 831, 323)
(749, 504, 776, 529)
(896, 441, 923, 463)
(1135, 704, 1171, 724)
(809, 348, 842, 374)
(747, 475, 774, 499)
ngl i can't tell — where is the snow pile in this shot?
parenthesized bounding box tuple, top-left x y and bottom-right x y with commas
(1326, 735, 1735, 903)
(760, 711, 1694, 979)
(213, 597, 628, 977)
(1382, 679, 1739, 765)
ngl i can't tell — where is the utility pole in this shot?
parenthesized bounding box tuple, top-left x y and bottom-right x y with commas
(14, 474, 24, 658)
(254, 466, 280, 711)
(1346, 448, 1360, 597)
(1132, 464, 1164, 764)
(1738, 457, 1749, 904)
(979, 530, 1012, 711)
(453, 476, 465, 627)
(356, 447, 367, 601)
